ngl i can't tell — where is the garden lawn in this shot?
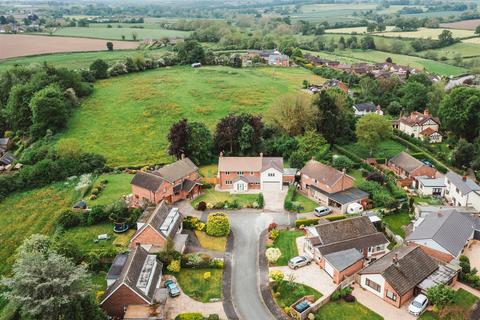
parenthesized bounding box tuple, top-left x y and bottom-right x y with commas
(191, 188, 258, 208)
(87, 173, 133, 206)
(0, 182, 77, 275)
(273, 230, 304, 266)
(194, 230, 227, 252)
(292, 191, 319, 213)
(315, 300, 383, 320)
(349, 169, 366, 187)
(55, 66, 323, 167)
(59, 223, 118, 253)
(343, 139, 405, 160)
(419, 289, 478, 320)
(412, 196, 443, 205)
(175, 268, 222, 302)
(273, 280, 322, 308)
(382, 211, 411, 238)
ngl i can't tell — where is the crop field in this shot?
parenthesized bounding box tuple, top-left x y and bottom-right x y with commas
(55, 66, 324, 167)
(377, 28, 477, 39)
(440, 19, 480, 30)
(0, 34, 138, 60)
(40, 26, 190, 40)
(420, 42, 480, 59)
(290, 3, 377, 23)
(0, 48, 166, 72)
(326, 26, 396, 34)
(463, 37, 480, 44)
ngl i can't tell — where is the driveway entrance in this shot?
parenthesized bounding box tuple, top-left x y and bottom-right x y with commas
(262, 188, 287, 211)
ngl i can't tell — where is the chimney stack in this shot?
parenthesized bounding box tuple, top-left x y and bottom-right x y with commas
(463, 176, 467, 182)
(181, 153, 185, 160)
(219, 151, 224, 158)
(260, 152, 263, 158)
(424, 109, 429, 117)
(392, 253, 399, 266)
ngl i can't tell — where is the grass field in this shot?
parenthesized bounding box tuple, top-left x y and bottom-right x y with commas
(273, 230, 303, 266)
(326, 26, 396, 34)
(382, 211, 411, 238)
(420, 42, 480, 59)
(344, 139, 405, 160)
(315, 300, 383, 320)
(87, 173, 133, 206)
(378, 28, 476, 39)
(291, 3, 378, 23)
(40, 26, 190, 41)
(175, 268, 222, 302)
(55, 66, 324, 166)
(419, 288, 478, 320)
(60, 223, 118, 253)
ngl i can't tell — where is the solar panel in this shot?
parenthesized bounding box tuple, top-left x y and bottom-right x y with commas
(137, 255, 157, 290)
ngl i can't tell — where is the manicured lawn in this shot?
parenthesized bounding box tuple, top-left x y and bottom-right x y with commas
(382, 211, 411, 238)
(315, 300, 383, 320)
(273, 230, 304, 266)
(292, 191, 319, 213)
(272, 280, 322, 308)
(343, 139, 405, 160)
(194, 230, 227, 252)
(55, 66, 324, 167)
(175, 268, 222, 302)
(412, 196, 443, 205)
(191, 188, 258, 208)
(59, 223, 118, 253)
(419, 289, 478, 320)
(199, 164, 218, 178)
(87, 173, 133, 206)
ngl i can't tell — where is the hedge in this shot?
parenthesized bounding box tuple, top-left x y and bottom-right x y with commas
(175, 313, 204, 320)
(325, 215, 347, 222)
(295, 218, 320, 228)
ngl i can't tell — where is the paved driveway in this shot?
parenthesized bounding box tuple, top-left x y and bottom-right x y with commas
(228, 211, 292, 320)
(263, 189, 287, 212)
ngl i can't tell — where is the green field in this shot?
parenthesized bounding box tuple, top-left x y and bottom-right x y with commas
(378, 28, 476, 39)
(420, 42, 480, 59)
(382, 211, 411, 238)
(39, 26, 190, 41)
(55, 66, 324, 166)
(0, 48, 166, 72)
(87, 173, 133, 206)
(291, 3, 378, 23)
(344, 139, 405, 160)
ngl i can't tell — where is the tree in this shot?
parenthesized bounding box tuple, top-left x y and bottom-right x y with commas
(1, 234, 96, 320)
(439, 87, 480, 142)
(438, 30, 454, 46)
(476, 25, 480, 35)
(214, 113, 264, 155)
(356, 113, 392, 156)
(106, 41, 113, 51)
(186, 122, 213, 165)
(296, 130, 329, 160)
(175, 40, 205, 64)
(452, 139, 475, 168)
(360, 36, 376, 50)
(30, 84, 69, 138)
(89, 59, 108, 79)
(426, 284, 455, 312)
(266, 94, 316, 136)
(132, 32, 138, 41)
(206, 212, 230, 237)
(386, 101, 403, 116)
(239, 124, 254, 155)
(400, 81, 430, 112)
(168, 118, 188, 159)
(332, 155, 353, 171)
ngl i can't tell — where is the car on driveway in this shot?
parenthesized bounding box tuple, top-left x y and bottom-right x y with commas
(164, 279, 181, 297)
(408, 294, 428, 316)
(288, 256, 311, 269)
(314, 206, 332, 217)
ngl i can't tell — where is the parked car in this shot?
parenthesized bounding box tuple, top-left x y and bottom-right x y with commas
(408, 294, 428, 316)
(314, 206, 332, 217)
(164, 279, 181, 297)
(288, 256, 311, 270)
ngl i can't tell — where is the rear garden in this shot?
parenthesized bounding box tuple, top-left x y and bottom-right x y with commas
(419, 288, 478, 320)
(382, 211, 411, 238)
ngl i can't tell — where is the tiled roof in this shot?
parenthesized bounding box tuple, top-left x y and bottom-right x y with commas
(218, 156, 283, 173)
(131, 172, 164, 192)
(389, 152, 424, 174)
(445, 171, 480, 195)
(419, 127, 437, 136)
(360, 246, 438, 296)
(300, 160, 353, 189)
(353, 102, 376, 112)
(154, 158, 198, 183)
(324, 248, 363, 271)
(133, 201, 183, 241)
(399, 111, 440, 126)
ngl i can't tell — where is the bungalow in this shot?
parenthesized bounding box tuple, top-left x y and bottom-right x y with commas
(387, 152, 437, 181)
(299, 160, 369, 213)
(406, 209, 480, 263)
(398, 110, 442, 143)
(303, 216, 388, 284)
(358, 246, 457, 308)
(415, 176, 445, 197)
(444, 171, 480, 210)
(101, 245, 165, 318)
(217, 153, 284, 192)
(129, 201, 186, 253)
(352, 102, 383, 117)
(130, 156, 201, 205)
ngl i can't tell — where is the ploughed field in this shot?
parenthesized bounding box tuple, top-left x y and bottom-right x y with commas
(0, 34, 138, 59)
(55, 66, 324, 167)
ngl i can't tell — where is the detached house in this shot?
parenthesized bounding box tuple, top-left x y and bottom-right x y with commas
(387, 152, 437, 182)
(101, 245, 165, 319)
(131, 157, 201, 205)
(217, 154, 284, 192)
(129, 201, 186, 253)
(299, 160, 369, 213)
(352, 102, 383, 117)
(358, 246, 457, 308)
(323, 79, 349, 94)
(444, 171, 480, 210)
(303, 216, 388, 284)
(398, 110, 442, 143)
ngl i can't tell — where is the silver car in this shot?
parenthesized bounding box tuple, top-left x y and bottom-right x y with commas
(288, 256, 311, 270)
(314, 206, 332, 217)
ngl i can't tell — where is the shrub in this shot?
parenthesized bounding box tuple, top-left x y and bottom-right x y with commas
(333, 155, 354, 171)
(268, 222, 278, 231)
(196, 201, 207, 211)
(325, 215, 347, 222)
(183, 216, 200, 230)
(203, 271, 211, 280)
(269, 229, 280, 240)
(56, 210, 81, 229)
(343, 294, 356, 302)
(266, 247, 282, 264)
(175, 313, 205, 320)
(208, 258, 224, 269)
(207, 315, 220, 320)
(295, 218, 320, 228)
(206, 212, 230, 237)
(257, 193, 264, 208)
(269, 269, 284, 283)
(89, 59, 109, 79)
(167, 260, 181, 273)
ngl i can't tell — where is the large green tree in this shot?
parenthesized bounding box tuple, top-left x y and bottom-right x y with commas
(399, 81, 430, 112)
(186, 121, 213, 164)
(175, 40, 205, 65)
(356, 113, 392, 156)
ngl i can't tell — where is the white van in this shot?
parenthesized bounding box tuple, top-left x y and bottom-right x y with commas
(347, 203, 364, 214)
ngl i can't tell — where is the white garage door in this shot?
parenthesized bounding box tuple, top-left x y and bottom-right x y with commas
(324, 261, 334, 278)
(262, 181, 281, 191)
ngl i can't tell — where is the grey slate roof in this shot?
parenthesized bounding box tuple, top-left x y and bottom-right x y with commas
(317, 233, 388, 256)
(133, 201, 183, 240)
(324, 248, 363, 271)
(445, 171, 480, 195)
(0, 152, 15, 165)
(359, 246, 438, 296)
(325, 187, 369, 205)
(389, 152, 424, 173)
(154, 157, 198, 183)
(406, 209, 476, 256)
(353, 102, 376, 112)
(417, 176, 445, 187)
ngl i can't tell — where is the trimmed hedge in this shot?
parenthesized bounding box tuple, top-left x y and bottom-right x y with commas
(175, 313, 204, 320)
(206, 212, 230, 237)
(295, 218, 320, 228)
(325, 215, 347, 222)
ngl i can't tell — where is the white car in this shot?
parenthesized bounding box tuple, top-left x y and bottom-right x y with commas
(288, 256, 311, 270)
(408, 294, 429, 316)
(314, 206, 332, 217)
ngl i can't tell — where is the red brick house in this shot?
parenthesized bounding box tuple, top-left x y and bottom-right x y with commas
(387, 152, 437, 182)
(303, 216, 388, 284)
(299, 160, 369, 213)
(131, 157, 201, 205)
(129, 201, 185, 253)
(217, 154, 285, 192)
(358, 246, 458, 308)
(101, 245, 164, 318)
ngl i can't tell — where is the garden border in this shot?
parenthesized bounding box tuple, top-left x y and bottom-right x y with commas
(222, 232, 240, 320)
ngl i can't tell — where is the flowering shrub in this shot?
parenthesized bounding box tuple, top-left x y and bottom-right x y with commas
(266, 248, 282, 264)
(167, 260, 181, 273)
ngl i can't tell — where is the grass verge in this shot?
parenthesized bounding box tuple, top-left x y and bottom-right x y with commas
(175, 268, 222, 303)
